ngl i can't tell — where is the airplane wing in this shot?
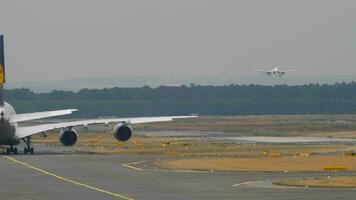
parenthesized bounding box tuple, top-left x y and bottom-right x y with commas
(15, 115, 197, 139)
(279, 69, 296, 73)
(254, 69, 272, 73)
(10, 109, 78, 123)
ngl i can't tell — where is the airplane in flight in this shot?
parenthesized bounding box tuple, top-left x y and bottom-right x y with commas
(0, 34, 197, 155)
(254, 66, 296, 77)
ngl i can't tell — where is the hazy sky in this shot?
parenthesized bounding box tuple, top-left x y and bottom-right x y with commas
(0, 0, 355, 82)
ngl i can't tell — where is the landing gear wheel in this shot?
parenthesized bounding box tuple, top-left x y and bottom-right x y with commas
(5, 146, 17, 155)
(22, 136, 34, 155)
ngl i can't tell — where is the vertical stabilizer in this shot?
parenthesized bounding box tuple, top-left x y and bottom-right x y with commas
(0, 34, 5, 105)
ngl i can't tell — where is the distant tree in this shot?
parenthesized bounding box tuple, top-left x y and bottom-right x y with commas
(5, 82, 356, 117)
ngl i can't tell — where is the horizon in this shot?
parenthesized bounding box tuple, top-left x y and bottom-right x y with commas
(5, 75, 356, 93)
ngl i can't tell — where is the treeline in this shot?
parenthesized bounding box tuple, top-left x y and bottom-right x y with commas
(5, 82, 356, 117)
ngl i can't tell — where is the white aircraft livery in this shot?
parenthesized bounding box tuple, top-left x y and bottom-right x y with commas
(0, 34, 197, 154)
(254, 66, 296, 77)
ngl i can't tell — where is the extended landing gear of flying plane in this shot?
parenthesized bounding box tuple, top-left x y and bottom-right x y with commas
(22, 136, 34, 155)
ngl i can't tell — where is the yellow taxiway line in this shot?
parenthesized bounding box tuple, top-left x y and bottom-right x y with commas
(3, 156, 134, 200)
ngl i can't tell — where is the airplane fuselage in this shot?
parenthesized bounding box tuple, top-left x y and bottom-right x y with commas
(0, 102, 19, 145)
(272, 67, 280, 74)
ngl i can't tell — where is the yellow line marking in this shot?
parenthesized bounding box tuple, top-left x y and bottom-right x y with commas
(3, 156, 134, 200)
(121, 161, 144, 171)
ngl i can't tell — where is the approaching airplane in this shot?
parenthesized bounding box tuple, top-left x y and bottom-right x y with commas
(254, 66, 296, 77)
(0, 34, 197, 155)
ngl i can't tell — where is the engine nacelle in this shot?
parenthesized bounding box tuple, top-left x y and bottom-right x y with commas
(113, 125, 133, 142)
(59, 129, 78, 146)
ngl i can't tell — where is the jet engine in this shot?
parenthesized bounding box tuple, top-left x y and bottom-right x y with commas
(59, 129, 78, 146)
(113, 124, 133, 142)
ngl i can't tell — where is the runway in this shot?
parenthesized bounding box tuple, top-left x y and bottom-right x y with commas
(1, 154, 356, 200)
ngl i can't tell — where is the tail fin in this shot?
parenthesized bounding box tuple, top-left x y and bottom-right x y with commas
(0, 34, 5, 105)
(0, 34, 5, 84)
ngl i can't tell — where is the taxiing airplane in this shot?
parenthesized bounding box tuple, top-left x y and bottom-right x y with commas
(254, 66, 296, 77)
(0, 34, 197, 155)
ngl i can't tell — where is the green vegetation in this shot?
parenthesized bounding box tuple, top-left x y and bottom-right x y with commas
(6, 82, 356, 117)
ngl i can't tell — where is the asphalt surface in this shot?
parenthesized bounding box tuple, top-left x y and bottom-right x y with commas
(1, 152, 356, 200)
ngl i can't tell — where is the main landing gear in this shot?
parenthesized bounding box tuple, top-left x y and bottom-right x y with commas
(2, 137, 34, 155)
(22, 136, 34, 154)
(5, 145, 18, 155)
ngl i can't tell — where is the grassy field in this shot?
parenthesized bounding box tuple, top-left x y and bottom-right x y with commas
(28, 115, 356, 137)
(30, 115, 356, 156)
(133, 115, 356, 137)
(156, 156, 356, 172)
(31, 132, 353, 157)
(276, 177, 356, 188)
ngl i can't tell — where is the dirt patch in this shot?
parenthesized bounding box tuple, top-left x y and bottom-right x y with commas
(276, 177, 356, 188)
(156, 156, 356, 172)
